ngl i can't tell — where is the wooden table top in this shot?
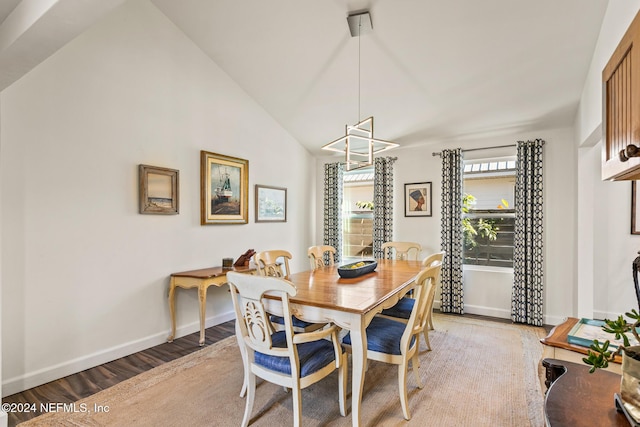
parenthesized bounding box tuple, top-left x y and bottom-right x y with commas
(543, 358, 626, 426)
(171, 264, 256, 279)
(541, 317, 623, 363)
(283, 259, 423, 315)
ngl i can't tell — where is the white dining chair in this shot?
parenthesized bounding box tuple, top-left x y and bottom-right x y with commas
(227, 272, 347, 427)
(379, 252, 444, 350)
(342, 261, 441, 420)
(307, 245, 337, 270)
(381, 241, 422, 261)
(254, 250, 325, 332)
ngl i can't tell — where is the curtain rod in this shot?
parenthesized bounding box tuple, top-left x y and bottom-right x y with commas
(431, 143, 516, 157)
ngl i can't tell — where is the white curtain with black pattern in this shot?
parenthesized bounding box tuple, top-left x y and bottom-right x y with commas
(373, 157, 397, 259)
(440, 148, 464, 314)
(511, 139, 544, 326)
(323, 163, 344, 263)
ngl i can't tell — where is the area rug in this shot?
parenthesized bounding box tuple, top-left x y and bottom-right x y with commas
(20, 314, 547, 426)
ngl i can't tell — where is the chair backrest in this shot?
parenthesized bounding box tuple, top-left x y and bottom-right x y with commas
(254, 250, 292, 279)
(381, 241, 422, 261)
(227, 272, 296, 356)
(422, 251, 445, 267)
(422, 251, 445, 286)
(307, 245, 336, 270)
(403, 261, 442, 345)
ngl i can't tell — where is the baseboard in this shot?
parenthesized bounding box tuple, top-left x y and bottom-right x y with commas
(462, 304, 511, 319)
(2, 311, 236, 397)
(435, 300, 563, 326)
(593, 310, 617, 321)
(543, 314, 571, 327)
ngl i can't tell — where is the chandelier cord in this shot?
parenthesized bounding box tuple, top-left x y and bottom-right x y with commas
(320, 11, 399, 170)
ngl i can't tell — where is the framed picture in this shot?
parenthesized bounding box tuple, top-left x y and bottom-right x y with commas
(255, 185, 287, 222)
(405, 182, 432, 217)
(632, 181, 640, 234)
(200, 151, 249, 225)
(139, 164, 179, 215)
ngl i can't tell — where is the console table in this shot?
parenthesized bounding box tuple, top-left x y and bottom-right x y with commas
(167, 265, 256, 345)
(541, 317, 622, 375)
(543, 358, 627, 426)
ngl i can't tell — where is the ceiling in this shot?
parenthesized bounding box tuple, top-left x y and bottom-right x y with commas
(1, 1, 609, 157)
(0, 0, 20, 25)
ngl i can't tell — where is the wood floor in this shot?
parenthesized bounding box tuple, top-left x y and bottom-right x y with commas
(2, 313, 544, 426)
(2, 321, 236, 426)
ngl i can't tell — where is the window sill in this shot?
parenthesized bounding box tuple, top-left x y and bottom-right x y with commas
(463, 264, 514, 274)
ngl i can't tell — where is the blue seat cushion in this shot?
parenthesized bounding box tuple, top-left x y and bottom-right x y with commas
(270, 315, 317, 329)
(380, 297, 414, 319)
(342, 316, 415, 355)
(254, 331, 339, 377)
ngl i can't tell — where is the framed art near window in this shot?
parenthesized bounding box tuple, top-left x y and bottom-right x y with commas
(255, 185, 287, 222)
(632, 181, 640, 234)
(200, 151, 249, 225)
(139, 164, 179, 215)
(405, 182, 432, 217)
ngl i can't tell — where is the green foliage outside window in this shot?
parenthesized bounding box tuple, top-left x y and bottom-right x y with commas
(462, 194, 500, 250)
(462, 193, 514, 267)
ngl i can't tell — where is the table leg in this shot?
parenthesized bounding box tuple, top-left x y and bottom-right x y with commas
(167, 280, 177, 342)
(198, 284, 207, 346)
(350, 319, 367, 427)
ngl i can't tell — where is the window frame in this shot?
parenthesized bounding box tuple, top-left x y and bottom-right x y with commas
(462, 157, 516, 269)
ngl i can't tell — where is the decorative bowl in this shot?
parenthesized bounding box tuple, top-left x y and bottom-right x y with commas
(337, 260, 378, 278)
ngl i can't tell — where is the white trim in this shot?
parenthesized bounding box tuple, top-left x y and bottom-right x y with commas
(0, 410, 6, 427)
(434, 300, 564, 326)
(463, 264, 514, 274)
(461, 303, 511, 319)
(593, 310, 618, 321)
(543, 314, 571, 327)
(434, 300, 511, 320)
(1, 311, 236, 397)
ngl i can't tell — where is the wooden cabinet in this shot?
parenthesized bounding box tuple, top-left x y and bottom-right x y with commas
(602, 9, 640, 180)
(344, 213, 373, 258)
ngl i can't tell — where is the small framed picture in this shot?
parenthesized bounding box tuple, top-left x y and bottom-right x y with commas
(200, 151, 249, 225)
(139, 165, 179, 215)
(405, 182, 432, 217)
(255, 185, 287, 222)
(632, 181, 640, 234)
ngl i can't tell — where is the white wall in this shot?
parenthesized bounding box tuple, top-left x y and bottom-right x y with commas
(575, 1, 640, 319)
(0, 0, 315, 395)
(316, 126, 576, 325)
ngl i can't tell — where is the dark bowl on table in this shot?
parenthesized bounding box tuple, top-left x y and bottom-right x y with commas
(337, 260, 378, 278)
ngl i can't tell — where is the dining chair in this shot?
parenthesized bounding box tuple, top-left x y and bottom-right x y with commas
(381, 241, 422, 261)
(422, 251, 445, 332)
(379, 252, 444, 350)
(307, 245, 336, 270)
(227, 272, 347, 427)
(254, 250, 325, 332)
(254, 249, 292, 278)
(341, 261, 441, 420)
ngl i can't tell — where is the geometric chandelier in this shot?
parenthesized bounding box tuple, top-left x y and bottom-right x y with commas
(321, 11, 399, 171)
(321, 116, 399, 171)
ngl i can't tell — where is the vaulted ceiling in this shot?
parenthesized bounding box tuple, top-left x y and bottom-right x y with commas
(1, 1, 609, 157)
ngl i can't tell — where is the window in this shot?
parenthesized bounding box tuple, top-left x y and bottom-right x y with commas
(463, 158, 515, 268)
(342, 167, 374, 260)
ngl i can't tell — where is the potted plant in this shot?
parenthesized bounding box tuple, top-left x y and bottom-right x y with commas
(584, 309, 640, 423)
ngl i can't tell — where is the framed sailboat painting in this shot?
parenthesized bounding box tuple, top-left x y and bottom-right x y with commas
(200, 151, 249, 225)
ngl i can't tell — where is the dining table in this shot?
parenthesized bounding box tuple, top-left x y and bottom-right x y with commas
(238, 258, 424, 427)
